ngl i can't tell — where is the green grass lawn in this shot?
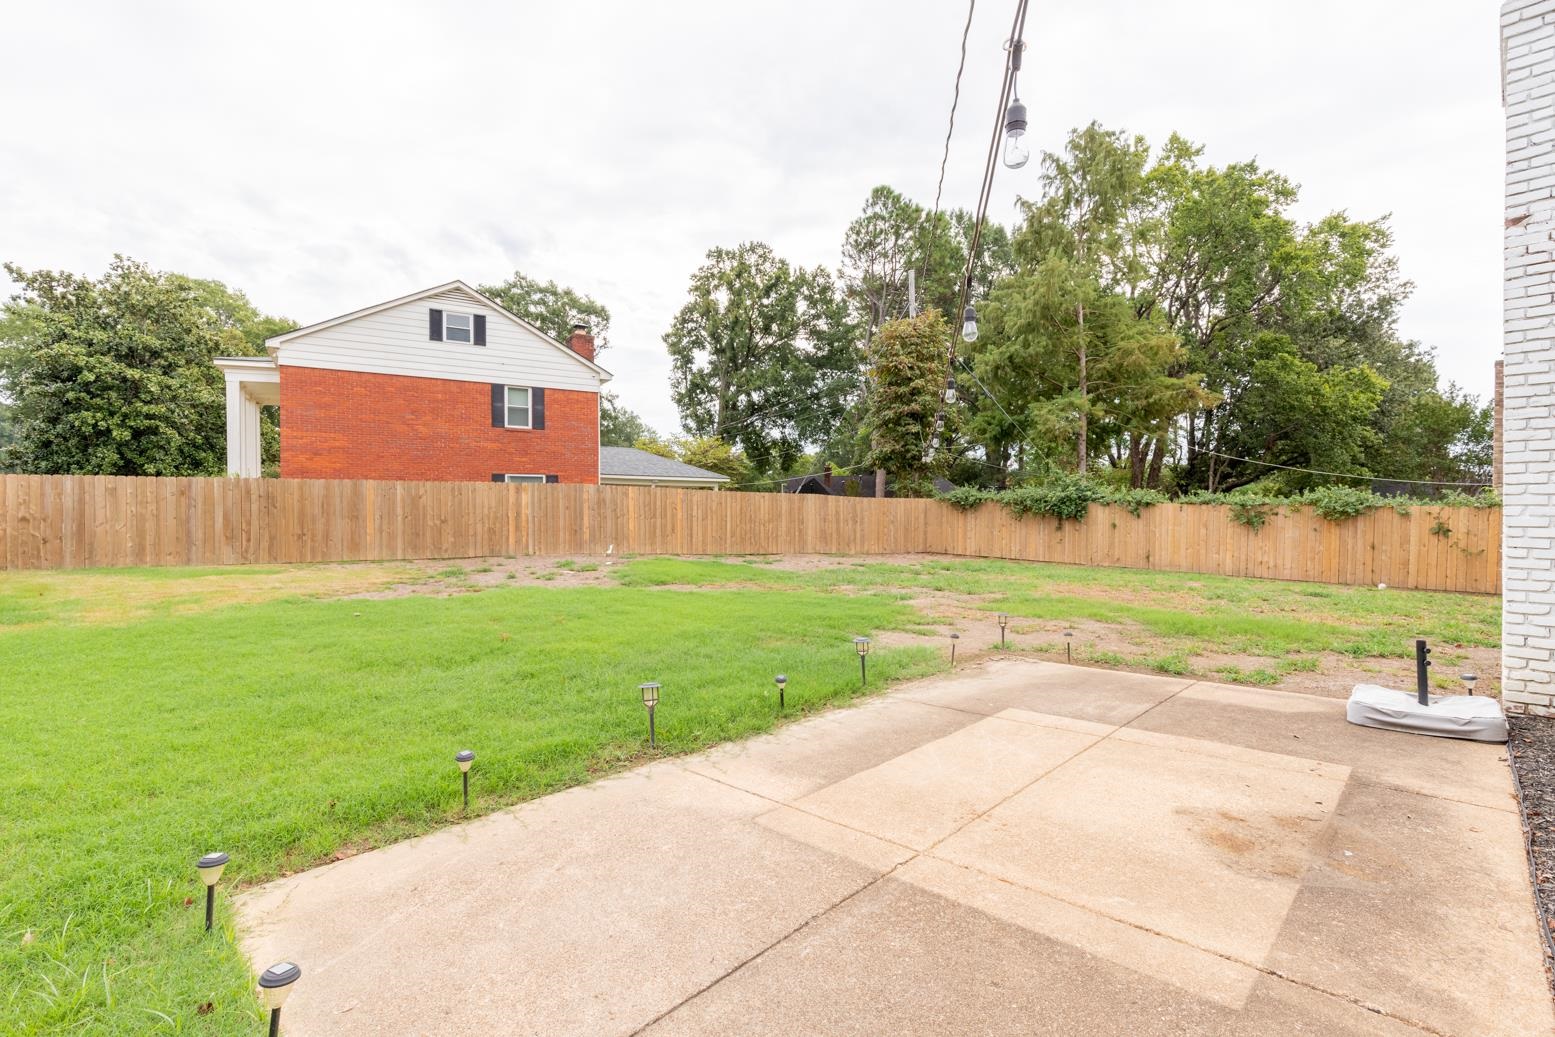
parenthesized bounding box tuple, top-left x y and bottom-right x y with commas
(0, 575, 938, 1035)
(0, 555, 1500, 1035)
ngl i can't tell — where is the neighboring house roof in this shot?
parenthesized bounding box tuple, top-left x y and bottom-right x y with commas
(782, 472, 956, 497)
(263, 280, 613, 382)
(599, 447, 729, 487)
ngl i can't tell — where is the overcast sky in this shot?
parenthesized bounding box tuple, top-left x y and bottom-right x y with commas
(0, 1, 1504, 435)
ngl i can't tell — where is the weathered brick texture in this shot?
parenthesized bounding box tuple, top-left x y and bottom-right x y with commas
(279, 367, 599, 484)
(1502, 0, 1555, 713)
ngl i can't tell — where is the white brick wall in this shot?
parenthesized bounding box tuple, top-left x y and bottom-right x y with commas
(1504, 0, 1555, 714)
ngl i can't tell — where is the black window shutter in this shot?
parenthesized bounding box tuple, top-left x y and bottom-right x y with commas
(545, 475, 559, 484)
(532, 386, 546, 430)
(490, 384, 505, 427)
(473, 314, 486, 346)
(491, 474, 504, 483)
(429, 308, 443, 341)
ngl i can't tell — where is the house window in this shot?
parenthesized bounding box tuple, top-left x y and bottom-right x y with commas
(503, 474, 546, 484)
(445, 312, 473, 343)
(505, 386, 531, 428)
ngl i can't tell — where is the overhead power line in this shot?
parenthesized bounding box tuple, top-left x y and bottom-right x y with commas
(932, 0, 978, 217)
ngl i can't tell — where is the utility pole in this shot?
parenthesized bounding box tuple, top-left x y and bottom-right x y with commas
(907, 270, 918, 317)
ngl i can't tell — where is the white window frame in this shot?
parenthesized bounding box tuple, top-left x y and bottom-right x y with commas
(503, 474, 545, 484)
(445, 312, 473, 343)
(504, 385, 531, 429)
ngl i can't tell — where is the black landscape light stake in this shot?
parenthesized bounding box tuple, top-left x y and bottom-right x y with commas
(455, 750, 475, 811)
(1415, 639, 1432, 706)
(997, 613, 1009, 647)
(258, 961, 301, 1037)
(196, 852, 229, 932)
(640, 682, 660, 748)
(854, 637, 871, 687)
(1064, 630, 1074, 665)
(775, 674, 787, 712)
(950, 632, 960, 667)
(1462, 672, 1479, 696)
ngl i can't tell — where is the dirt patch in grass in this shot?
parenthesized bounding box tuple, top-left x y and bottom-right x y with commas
(11, 552, 1496, 704)
(328, 552, 1500, 701)
(0, 561, 428, 627)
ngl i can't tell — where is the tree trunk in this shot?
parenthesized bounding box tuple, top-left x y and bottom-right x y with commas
(1128, 432, 1144, 488)
(1146, 434, 1167, 489)
(1076, 302, 1088, 473)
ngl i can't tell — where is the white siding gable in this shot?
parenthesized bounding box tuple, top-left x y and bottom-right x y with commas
(273, 285, 607, 394)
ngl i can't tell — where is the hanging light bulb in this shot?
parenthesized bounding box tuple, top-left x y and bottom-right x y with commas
(945, 376, 958, 405)
(1003, 99, 1030, 169)
(934, 415, 946, 434)
(961, 305, 978, 343)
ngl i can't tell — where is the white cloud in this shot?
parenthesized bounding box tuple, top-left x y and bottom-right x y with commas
(0, 0, 1504, 434)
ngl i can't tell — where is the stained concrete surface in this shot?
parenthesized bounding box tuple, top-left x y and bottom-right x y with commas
(239, 659, 1552, 1036)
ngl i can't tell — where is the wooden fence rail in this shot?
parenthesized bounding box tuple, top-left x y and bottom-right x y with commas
(0, 475, 1501, 593)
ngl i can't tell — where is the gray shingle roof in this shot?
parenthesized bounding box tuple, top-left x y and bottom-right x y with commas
(599, 447, 729, 482)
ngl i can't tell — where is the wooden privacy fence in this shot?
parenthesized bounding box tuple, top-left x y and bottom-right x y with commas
(0, 475, 1501, 593)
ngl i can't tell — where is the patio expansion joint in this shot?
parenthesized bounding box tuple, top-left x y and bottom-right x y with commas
(1346, 773, 1519, 815)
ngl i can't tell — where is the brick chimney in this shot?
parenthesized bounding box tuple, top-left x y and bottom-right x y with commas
(823, 463, 833, 489)
(567, 324, 595, 362)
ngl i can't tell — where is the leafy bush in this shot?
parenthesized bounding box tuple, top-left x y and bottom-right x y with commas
(938, 477, 1164, 522)
(937, 479, 1498, 527)
(939, 487, 996, 510)
(1301, 485, 1390, 521)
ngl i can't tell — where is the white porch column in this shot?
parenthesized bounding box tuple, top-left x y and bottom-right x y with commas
(223, 375, 263, 478)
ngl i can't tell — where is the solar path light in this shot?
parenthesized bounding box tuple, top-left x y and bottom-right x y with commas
(774, 674, 787, 712)
(196, 852, 228, 932)
(997, 612, 1009, 647)
(854, 637, 871, 687)
(640, 682, 660, 748)
(1462, 673, 1479, 696)
(258, 961, 301, 1037)
(950, 632, 959, 667)
(455, 750, 475, 811)
(1064, 630, 1074, 665)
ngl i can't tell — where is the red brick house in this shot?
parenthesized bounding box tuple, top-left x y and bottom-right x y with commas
(215, 281, 611, 484)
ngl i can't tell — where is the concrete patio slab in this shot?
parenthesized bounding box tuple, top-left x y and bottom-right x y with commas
(933, 729, 1349, 966)
(1130, 682, 1519, 812)
(641, 876, 1425, 1037)
(793, 711, 1101, 850)
(241, 763, 894, 1036)
(1264, 778, 1551, 1037)
(683, 694, 976, 803)
(238, 660, 1552, 1036)
(895, 657, 1191, 726)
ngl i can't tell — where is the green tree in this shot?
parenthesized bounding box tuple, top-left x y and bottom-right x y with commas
(1368, 381, 1492, 487)
(861, 310, 952, 493)
(0, 399, 14, 467)
(1014, 123, 1153, 471)
(1219, 349, 1389, 491)
(973, 256, 1211, 487)
(479, 270, 611, 354)
(676, 435, 753, 485)
(600, 392, 654, 447)
(665, 242, 860, 473)
(0, 257, 291, 476)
